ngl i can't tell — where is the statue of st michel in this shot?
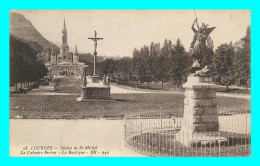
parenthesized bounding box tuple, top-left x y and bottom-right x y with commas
(189, 18, 215, 77)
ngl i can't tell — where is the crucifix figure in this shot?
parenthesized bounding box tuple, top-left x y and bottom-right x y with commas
(88, 31, 103, 76)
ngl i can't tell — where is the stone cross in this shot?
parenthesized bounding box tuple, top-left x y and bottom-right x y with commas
(88, 31, 103, 76)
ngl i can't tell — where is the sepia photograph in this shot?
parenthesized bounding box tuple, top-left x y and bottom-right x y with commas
(9, 10, 251, 157)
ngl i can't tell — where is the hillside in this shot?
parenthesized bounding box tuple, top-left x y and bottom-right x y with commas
(10, 12, 59, 52)
(10, 34, 43, 53)
(10, 35, 38, 63)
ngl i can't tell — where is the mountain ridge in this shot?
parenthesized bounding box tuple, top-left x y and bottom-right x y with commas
(10, 12, 59, 52)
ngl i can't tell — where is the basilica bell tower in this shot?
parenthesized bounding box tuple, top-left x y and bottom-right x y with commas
(60, 19, 69, 61)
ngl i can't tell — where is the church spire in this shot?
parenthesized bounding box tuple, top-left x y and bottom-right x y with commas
(61, 18, 69, 62)
(62, 18, 68, 44)
(63, 18, 67, 32)
(75, 45, 78, 54)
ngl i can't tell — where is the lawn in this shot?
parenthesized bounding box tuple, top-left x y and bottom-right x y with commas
(127, 131, 250, 157)
(217, 86, 251, 94)
(129, 81, 178, 90)
(9, 76, 251, 119)
(122, 81, 251, 94)
(10, 93, 250, 119)
(54, 76, 81, 93)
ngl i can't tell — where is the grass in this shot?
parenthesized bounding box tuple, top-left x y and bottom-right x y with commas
(54, 76, 81, 93)
(10, 93, 250, 119)
(124, 81, 251, 94)
(9, 76, 251, 119)
(217, 86, 251, 94)
(131, 81, 178, 90)
(127, 131, 251, 157)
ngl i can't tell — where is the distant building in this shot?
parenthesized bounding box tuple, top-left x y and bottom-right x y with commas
(45, 19, 86, 76)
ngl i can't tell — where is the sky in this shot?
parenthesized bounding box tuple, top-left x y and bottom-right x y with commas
(12, 10, 250, 58)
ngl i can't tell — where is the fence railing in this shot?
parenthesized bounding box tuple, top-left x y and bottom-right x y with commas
(124, 108, 251, 157)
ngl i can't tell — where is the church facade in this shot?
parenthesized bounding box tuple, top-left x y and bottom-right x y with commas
(45, 19, 86, 76)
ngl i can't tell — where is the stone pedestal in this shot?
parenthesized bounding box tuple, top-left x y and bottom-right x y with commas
(92, 75, 99, 83)
(176, 75, 227, 146)
(77, 83, 111, 101)
(183, 75, 219, 132)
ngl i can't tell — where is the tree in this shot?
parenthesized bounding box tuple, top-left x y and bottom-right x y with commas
(114, 57, 132, 85)
(10, 35, 48, 90)
(131, 48, 142, 87)
(213, 43, 236, 91)
(157, 39, 172, 89)
(169, 39, 191, 89)
(205, 36, 215, 69)
(142, 45, 152, 87)
(234, 26, 251, 89)
(99, 58, 115, 76)
(149, 42, 163, 89)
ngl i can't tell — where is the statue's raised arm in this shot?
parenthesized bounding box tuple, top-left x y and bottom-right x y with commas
(190, 18, 199, 49)
(191, 18, 198, 33)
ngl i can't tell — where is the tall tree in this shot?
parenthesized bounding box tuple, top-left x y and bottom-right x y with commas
(149, 42, 157, 82)
(137, 46, 149, 85)
(132, 48, 142, 87)
(169, 39, 191, 89)
(234, 26, 251, 89)
(151, 43, 162, 85)
(205, 36, 215, 69)
(114, 57, 132, 85)
(10, 35, 48, 89)
(143, 45, 152, 87)
(158, 39, 172, 89)
(213, 43, 236, 91)
(99, 58, 115, 76)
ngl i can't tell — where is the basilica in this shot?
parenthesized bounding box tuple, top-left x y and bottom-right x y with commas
(45, 19, 86, 76)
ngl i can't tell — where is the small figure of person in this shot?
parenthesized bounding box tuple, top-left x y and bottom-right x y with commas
(106, 75, 110, 87)
(103, 74, 106, 85)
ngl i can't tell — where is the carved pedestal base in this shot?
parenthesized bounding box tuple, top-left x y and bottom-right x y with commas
(77, 83, 112, 102)
(176, 129, 227, 147)
(176, 75, 227, 146)
(92, 75, 100, 83)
